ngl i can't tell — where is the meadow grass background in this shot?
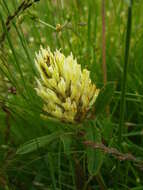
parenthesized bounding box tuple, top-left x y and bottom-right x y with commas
(0, 0, 143, 189)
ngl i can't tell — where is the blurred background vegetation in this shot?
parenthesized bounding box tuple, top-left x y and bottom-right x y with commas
(0, 0, 143, 189)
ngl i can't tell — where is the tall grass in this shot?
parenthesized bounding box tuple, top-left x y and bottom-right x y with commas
(118, 0, 133, 147)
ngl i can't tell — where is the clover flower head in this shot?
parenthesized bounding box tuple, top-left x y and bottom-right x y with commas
(35, 46, 99, 123)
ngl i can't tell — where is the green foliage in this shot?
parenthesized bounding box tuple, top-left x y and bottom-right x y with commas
(16, 131, 64, 154)
(94, 82, 115, 116)
(0, 0, 143, 189)
(85, 123, 104, 175)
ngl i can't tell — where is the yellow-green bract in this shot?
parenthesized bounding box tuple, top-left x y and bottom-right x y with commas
(35, 46, 99, 123)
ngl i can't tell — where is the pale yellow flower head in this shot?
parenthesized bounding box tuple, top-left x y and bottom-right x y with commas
(35, 46, 99, 123)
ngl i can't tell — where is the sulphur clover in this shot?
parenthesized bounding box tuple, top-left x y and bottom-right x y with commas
(35, 46, 99, 123)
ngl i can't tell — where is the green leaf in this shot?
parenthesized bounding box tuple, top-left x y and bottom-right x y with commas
(61, 134, 72, 155)
(85, 122, 103, 175)
(45, 153, 57, 190)
(98, 118, 114, 142)
(95, 82, 115, 116)
(16, 131, 62, 154)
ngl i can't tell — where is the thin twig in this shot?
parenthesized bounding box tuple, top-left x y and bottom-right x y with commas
(0, 0, 40, 46)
